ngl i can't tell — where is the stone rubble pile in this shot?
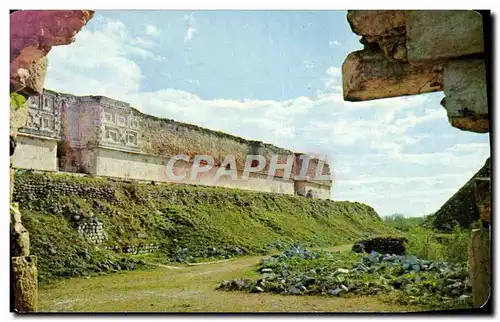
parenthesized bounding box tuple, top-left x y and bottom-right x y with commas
(217, 246, 472, 308)
(77, 215, 107, 244)
(170, 245, 247, 263)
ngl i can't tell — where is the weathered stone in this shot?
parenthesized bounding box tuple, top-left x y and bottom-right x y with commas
(342, 50, 443, 101)
(347, 10, 406, 38)
(347, 10, 407, 61)
(11, 256, 38, 313)
(10, 94, 29, 134)
(333, 268, 350, 275)
(406, 10, 484, 62)
(10, 204, 30, 257)
(330, 287, 342, 296)
(474, 178, 491, 224)
(10, 10, 94, 93)
(287, 286, 302, 295)
(467, 228, 491, 308)
(251, 286, 264, 293)
(442, 59, 488, 133)
(11, 57, 47, 96)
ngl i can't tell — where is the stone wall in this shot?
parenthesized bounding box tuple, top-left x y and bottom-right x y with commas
(12, 173, 117, 204)
(76, 215, 108, 244)
(12, 134, 58, 172)
(14, 89, 332, 199)
(91, 147, 297, 196)
(294, 180, 331, 200)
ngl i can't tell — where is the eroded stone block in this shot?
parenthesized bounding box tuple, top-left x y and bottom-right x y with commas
(347, 10, 407, 61)
(407, 10, 484, 62)
(11, 256, 38, 313)
(10, 10, 94, 95)
(342, 50, 443, 101)
(11, 204, 30, 257)
(442, 59, 489, 133)
(348, 10, 406, 37)
(467, 228, 491, 308)
(11, 57, 47, 96)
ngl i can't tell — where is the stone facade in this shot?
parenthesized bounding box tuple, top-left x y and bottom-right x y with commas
(13, 89, 332, 199)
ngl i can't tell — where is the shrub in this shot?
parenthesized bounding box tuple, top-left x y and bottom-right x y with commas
(405, 226, 444, 261)
(441, 226, 469, 263)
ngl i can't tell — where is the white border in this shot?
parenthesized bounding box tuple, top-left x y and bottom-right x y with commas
(2, 2, 498, 322)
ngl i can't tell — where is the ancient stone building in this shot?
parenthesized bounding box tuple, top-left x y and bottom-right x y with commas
(12, 89, 333, 199)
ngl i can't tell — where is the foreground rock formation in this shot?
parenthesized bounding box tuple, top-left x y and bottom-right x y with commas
(10, 10, 94, 95)
(341, 10, 491, 309)
(10, 10, 94, 313)
(342, 10, 488, 133)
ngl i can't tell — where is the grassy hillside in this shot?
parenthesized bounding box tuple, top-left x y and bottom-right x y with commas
(13, 172, 395, 283)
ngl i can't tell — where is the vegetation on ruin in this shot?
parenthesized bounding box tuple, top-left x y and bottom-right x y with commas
(15, 171, 396, 284)
(10, 92, 27, 110)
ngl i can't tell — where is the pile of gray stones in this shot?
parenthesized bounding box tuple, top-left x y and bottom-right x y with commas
(217, 245, 472, 306)
(77, 215, 107, 244)
(170, 245, 247, 263)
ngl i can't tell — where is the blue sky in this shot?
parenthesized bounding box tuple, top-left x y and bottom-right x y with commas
(44, 10, 491, 217)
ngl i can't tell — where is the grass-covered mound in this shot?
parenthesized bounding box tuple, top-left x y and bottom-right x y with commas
(13, 171, 395, 283)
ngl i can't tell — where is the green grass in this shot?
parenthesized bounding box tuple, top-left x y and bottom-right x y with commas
(38, 247, 425, 312)
(14, 172, 396, 284)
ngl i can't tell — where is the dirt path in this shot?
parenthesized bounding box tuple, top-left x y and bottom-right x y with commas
(39, 245, 423, 312)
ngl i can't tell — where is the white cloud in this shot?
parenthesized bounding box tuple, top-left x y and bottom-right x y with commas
(329, 40, 341, 47)
(185, 27, 197, 42)
(44, 16, 490, 217)
(184, 13, 197, 42)
(129, 36, 155, 47)
(144, 24, 161, 38)
(126, 46, 165, 61)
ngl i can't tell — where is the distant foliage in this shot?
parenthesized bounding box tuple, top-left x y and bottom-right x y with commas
(383, 213, 427, 232)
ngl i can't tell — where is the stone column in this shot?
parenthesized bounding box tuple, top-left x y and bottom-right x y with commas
(467, 228, 491, 308)
(467, 177, 492, 308)
(10, 97, 38, 313)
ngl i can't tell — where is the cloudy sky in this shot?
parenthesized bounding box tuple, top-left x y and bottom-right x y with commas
(44, 10, 491, 217)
